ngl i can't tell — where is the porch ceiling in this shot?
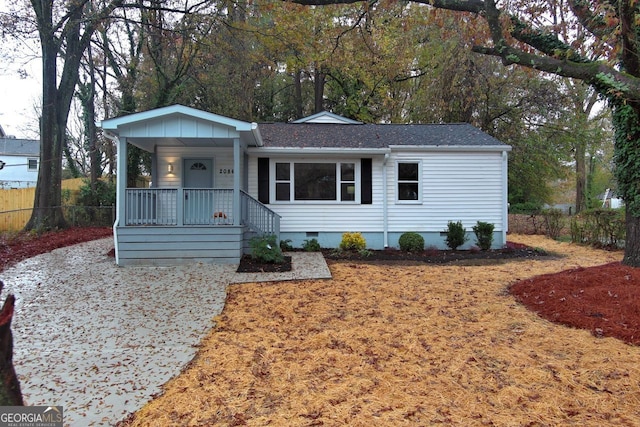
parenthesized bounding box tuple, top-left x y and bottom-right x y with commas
(124, 137, 239, 152)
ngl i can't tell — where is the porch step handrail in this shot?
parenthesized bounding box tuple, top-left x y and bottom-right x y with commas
(240, 190, 281, 236)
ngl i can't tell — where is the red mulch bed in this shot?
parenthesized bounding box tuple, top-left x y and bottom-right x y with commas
(510, 262, 640, 345)
(1, 227, 639, 346)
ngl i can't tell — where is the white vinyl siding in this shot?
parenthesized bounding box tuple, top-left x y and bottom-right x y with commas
(0, 154, 40, 188)
(248, 149, 507, 235)
(248, 156, 384, 233)
(387, 151, 505, 232)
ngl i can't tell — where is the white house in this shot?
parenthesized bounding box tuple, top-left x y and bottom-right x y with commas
(101, 105, 511, 266)
(0, 137, 40, 189)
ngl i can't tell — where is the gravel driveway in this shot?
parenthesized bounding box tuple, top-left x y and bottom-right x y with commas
(0, 237, 330, 426)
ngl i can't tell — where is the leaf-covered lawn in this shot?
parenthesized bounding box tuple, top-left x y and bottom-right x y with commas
(120, 235, 640, 426)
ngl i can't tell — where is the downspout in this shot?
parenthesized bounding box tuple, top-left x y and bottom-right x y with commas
(103, 130, 120, 265)
(502, 150, 509, 247)
(383, 153, 390, 248)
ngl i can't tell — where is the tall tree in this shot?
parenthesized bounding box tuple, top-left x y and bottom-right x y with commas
(290, 0, 640, 267)
(24, 0, 122, 231)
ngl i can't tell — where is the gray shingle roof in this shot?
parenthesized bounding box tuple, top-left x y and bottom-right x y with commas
(258, 122, 509, 149)
(0, 138, 40, 156)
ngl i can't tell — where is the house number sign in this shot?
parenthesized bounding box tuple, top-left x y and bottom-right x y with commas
(219, 168, 234, 174)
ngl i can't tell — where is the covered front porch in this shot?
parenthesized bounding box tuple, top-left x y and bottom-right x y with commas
(101, 105, 279, 266)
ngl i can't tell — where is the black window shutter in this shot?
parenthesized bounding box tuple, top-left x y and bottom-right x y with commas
(361, 158, 372, 204)
(258, 158, 269, 204)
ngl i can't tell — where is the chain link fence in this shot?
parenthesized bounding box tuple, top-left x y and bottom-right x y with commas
(0, 206, 115, 232)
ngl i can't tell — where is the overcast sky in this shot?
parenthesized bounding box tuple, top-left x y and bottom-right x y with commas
(0, 0, 41, 140)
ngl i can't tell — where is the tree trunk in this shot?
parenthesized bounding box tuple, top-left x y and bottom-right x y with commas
(624, 206, 640, 266)
(25, 39, 67, 231)
(294, 69, 303, 119)
(574, 141, 587, 214)
(612, 102, 640, 267)
(0, 282, 23, 406)
(314, 65, 325, 113)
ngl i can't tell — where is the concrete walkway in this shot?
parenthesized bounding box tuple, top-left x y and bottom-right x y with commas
(0, 238, 331, 427)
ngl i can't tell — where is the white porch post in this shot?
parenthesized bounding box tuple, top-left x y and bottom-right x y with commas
(233, 138, 241, 226)
(112, 136, 128, 265)
(116, 136, 128, 227)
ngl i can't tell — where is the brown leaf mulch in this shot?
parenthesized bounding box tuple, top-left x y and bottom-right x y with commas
(3, 229, 639, 425)
(120, 234, 640, 426)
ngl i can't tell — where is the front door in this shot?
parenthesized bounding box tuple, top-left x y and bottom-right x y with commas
(184, 159, 213, 188)
(184, 159, 213, 223)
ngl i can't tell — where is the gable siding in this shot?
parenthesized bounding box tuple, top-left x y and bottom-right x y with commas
(122, 117, 240, 139)
(387, 151, 505, 232)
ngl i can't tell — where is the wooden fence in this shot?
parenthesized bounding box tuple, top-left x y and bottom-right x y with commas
(0, 178, 86, 232)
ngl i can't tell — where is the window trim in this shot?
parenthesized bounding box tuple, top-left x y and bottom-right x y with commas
(395, 160, 422, 204)
(270, 159, 361, 204)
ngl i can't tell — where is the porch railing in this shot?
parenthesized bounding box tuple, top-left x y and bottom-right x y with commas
(124, 188, 280, 236)
(240, 190, 280, 235)
(126, 189, 178, 225)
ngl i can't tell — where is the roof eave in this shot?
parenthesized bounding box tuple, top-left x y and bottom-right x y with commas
(100, 104, 254, 133)
(389, 145, 512, 152)
(247, 147, 391, 155)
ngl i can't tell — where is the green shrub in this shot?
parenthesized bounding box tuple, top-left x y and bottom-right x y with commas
(445, 221, 468, 250)
(279, 239, 294, 251)
(571, 208, 625, 248)
(398, 232, 424, 252)
(249, 234, 284, 263)
(302, 238, 322, 252)
(339, 232, 367, 251)
(472, 221, 495, 250)
(77, 178, 116, 206)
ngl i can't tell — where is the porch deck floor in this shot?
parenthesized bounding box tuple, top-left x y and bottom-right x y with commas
(0, 238, 331, 427)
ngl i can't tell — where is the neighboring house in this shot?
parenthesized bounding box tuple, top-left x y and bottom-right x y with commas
(600, 189, 624, 209)
(101, 105, 511, 266)
(0, 136, 40, 189)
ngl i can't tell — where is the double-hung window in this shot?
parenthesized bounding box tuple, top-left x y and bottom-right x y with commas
(274, 161, 357, 202)
(27, 158, 38, 171)
(397, 161, 420, 202)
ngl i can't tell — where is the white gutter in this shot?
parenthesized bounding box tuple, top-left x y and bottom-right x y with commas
(102, 130, 120, 265)
(388, 145, 512, 152)
(383, 153, 390, 248)
(251, 123, 264, 147)
(246, 147, 391, 156)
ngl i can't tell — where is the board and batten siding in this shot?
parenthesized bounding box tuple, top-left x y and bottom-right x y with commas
(247, 156, 386, 233)
(155, 146, 237, 188)
(387, 151, 506, 232)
